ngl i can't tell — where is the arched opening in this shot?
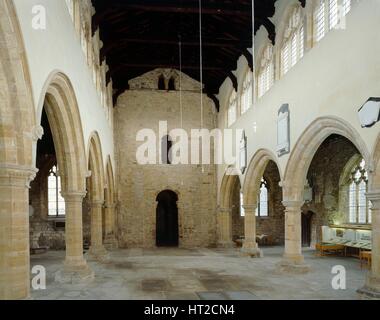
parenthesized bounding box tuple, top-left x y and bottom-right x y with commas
(168, 77, 176, 91)
(158, 74, 166, 90)
(302, 134, 366, 248)
(29, 108, 66, 252)
(156, 190, 179, 247)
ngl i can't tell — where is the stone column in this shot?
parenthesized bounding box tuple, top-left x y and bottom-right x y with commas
(103, 202, 118, 249)
(217, 207, 235, 248)
(55, 191, 94, 283)
(88, 200, 108, 261)
(0, 166, 36, 300)
(358, 192, 380, 298)
(277, 200, 310, 273)
(241, 204, 262, 257)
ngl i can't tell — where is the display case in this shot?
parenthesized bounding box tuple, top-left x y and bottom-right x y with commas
(321, 225, 372, 257)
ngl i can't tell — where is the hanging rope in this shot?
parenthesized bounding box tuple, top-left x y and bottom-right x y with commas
(199, 0, 203, 130)
(179, 36, 183, 130)
(251, 0, 255, 105)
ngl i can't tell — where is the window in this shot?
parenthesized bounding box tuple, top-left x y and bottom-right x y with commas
(240, 192, 245, 217)
(227, 91, 237, 127)
(315, 0, 326, 42)
(158, 75, 166, 90)
(48, 166, 65, 217)
(348, 159, 370, 224)
(281, 7, 305, 76)
(256, 178, 269, 217)
(161, 135, 172, 164)
(168, 77, 176, 91)
(258, 45, 274, 98)
(240, 70, 253, 114)
(315, 0, 352, 42)
(343, 0, 351, 16)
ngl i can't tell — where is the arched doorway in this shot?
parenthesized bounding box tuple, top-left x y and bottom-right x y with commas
(156, 190, 178, 247)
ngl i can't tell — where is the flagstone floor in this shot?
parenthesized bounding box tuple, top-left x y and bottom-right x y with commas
(30, 246, 368, 300)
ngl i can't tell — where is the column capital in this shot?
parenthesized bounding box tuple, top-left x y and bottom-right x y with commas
(282, 200, 305, 208)
(366, 191, 380, 209)
(242, 204, 257, 212)
(61, 191, 87, 202)
(0, 164, 38, 187)
(218, 207, 232, 213)
(91, 200, 105, 207)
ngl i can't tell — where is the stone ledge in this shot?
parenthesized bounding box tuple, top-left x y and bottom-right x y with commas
(55, 266, 94, 285)
(275, 260, 311, 274)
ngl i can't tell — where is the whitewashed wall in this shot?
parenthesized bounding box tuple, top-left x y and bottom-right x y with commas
(217, 0, 380, 202)
(13, 0, 114, 170)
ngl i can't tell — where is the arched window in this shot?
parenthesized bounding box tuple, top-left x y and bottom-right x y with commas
(258, 45, 274, 98)
(281, 6, 305, 76)
(48, 166, 65, 217)
(227, 90, 237, 127)
(240, 70, 253, 114)
(315, 0, 352, 43)
(168, 77, 176, 91)
(256, 178, 269, 217)
(158, 75, 166, 90)
(161, 135, 172, 165)
(348, 159, 370, 224)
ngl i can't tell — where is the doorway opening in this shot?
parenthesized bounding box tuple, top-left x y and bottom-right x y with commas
(156, 190, 179, 247)
(302, 211, 314, 247)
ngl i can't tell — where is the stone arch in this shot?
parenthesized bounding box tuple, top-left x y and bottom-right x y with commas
(220, 168, 242, 209)
(283, 116, 370, 201)
(369, 133, 380, 190)
(0, 0, 36, 167)
(105, 155, 115, 205)
(243, 149, 282, 206)
(87, 131, 105, 201)
(42, 72, 87, 193)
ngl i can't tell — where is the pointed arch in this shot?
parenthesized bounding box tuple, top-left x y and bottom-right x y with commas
(0, 0, 35, 167)
(105, 155, 115, 204)
(283, 116, 370, 201)
(243, 149, 282, 206)
(87, 132, 105, 201)
(220, 168, 242, 208)
(370, 133, 380, 190)
(42, 72, 87, 193)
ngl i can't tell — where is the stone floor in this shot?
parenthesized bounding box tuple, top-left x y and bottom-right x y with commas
(30, 246, 368, 300)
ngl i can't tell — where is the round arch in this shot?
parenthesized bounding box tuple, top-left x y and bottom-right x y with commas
(42, 72, 87, 193)
(283, 116, 370, 201)
(243, 149, 282, 206)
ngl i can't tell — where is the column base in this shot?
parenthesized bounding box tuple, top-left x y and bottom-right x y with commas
(217, 240, 235, 248)
(103, 235, 118, 250)
(55, 257, 94, 284)
(276, 254, 310, 274)
(357, 273, 380, 299)
(241, 241, 263, 258)
(86, 245, 109, 262)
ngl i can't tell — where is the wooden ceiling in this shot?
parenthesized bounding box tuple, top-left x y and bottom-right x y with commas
(91, 0, 305, 109)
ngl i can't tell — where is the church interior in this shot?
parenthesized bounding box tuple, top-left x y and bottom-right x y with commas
(1, 0, 380, 301)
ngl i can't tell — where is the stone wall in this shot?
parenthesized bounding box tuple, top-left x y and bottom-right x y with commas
(115, 69, 218, 248)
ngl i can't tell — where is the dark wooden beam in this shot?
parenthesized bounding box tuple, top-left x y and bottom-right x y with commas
(242, 49, 253, 71)
(227, 71, 238, 92)
(207, 93, 220, 112)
